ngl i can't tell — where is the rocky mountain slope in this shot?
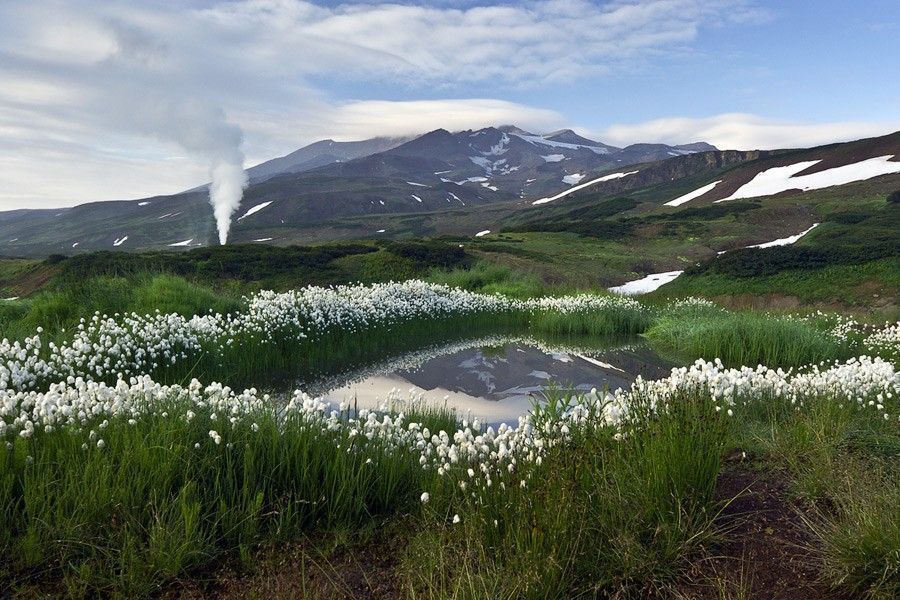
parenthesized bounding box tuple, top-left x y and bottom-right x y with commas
(1, 128, 898, 257)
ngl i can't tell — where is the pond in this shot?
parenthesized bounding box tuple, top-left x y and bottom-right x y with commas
(308, 335, 675, 427)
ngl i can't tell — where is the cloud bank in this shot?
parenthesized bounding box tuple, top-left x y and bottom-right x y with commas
(598, 113, 900, 150)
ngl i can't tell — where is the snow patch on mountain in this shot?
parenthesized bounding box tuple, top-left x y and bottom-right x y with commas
(664, 180, 722, 207)
(475, 230, 491, 237)
(238, 201, 274, 220)
(113, 236, 128, 247)
(168, 239, 194, 247)
(541, 154, 565, 162)
(717, 156, 900, 202)
(745, 223, 820, 249)
(513, 133, 611, 155)
(532, 170, 639, 205)
(563, 173, 586, 185)
(609, 270, 683, 295)
(411, 194, 423, 203)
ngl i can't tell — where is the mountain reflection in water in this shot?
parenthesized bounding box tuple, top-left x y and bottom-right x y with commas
(310, 336, 674, 427)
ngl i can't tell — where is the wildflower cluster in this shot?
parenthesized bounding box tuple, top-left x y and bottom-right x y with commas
(863, 322, 900, 361)
(0, 282, 642, 393)
(3, 356, 896, 491)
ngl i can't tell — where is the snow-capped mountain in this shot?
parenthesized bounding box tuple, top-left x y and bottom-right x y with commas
(12, 126, 895, 257)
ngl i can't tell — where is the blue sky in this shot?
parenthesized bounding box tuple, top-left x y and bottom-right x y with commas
(1, 0, 898, 209)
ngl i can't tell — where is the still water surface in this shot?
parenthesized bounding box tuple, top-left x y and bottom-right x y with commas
(308, 336, 674, 426)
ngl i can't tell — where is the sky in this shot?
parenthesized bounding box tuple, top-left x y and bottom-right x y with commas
(1, 0, 899, 210)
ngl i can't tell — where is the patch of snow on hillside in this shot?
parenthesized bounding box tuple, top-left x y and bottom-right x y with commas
(563, 173, 586, 185)
(168, 239, 193, 247)
(465, 176, 489, 183)
(447, 192, 464, 205)
(469, 156, 493, 171)
(138, 201, 150, 206)
(72, 242, 79, 247)
(475, 230, 491, 237)
(376, 229, 386, 233)
(113, 236, 128, 247)
(237, 200, 273, 220)
(542, 154, 565, 162)
(664, 180, 722, 207)
(717, 156, 900, 202)
(609, 270, 683, 295)
(483, 133, 510, 156)
(514, 134, 611, 155)
(532, 170, 639, 205)
(746, 223, 820, 249)
(253, 238, 273, 242)
(411, 194, 423, 203)
(481, 182, 499, 191)
(407, 181, 429, 187)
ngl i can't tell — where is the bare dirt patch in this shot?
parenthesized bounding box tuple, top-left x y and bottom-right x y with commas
(676, 463, 833, 599)
(166, 529, 405, 600)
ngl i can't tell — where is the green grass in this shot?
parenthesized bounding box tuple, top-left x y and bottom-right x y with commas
(3, 353, 898, 597)
(0, 400, 440, 596)
(0, 274, 242, 343)
(734, 385, 900, 600)
(426, 262, 549, 298)
(653, 257, 900, 312)
(401, 388, 727, 598)
(645, 310, 850, 368)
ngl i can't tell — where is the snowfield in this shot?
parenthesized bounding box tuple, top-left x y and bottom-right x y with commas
(745, 223, 820, 249)
(563, 173, 586, 185)
(717, 155, 900, 202)
(237, 201, 274, 220)
(168, 239, 194, 247)
(533, 171, 639, 205)
(608, 270, 684, 295)
(475, 230, 491, 237)
(513, 133, 611, 155)
(664, 180, 722, 207)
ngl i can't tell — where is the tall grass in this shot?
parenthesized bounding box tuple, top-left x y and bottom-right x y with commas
(0, 400, 442, 596)
(737, 384, 900, 600)
(427, 262, 548, 298)
(645, 311, 849, 368)
(0, 274, 241, 343)
(530, 302, 652, 336)
(407, 389, 727, 597)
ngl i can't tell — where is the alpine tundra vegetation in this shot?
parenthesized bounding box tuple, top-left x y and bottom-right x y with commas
(1, 0, 899, 597)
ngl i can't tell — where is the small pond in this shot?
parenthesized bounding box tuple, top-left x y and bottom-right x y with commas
(308, 335, 675, 427)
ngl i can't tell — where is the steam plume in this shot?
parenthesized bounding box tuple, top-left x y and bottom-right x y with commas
(102, 21, 249, 245)
(209, 158, 248, 244)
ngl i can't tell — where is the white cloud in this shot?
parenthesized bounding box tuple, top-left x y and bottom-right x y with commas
(321, 99, 564, 140)
(0, 0, 769, 210)
(599, 113, 900, 150)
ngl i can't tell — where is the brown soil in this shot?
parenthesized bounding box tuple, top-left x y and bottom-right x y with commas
(675, 461, 833, 599)
(166, 529, 406, 600)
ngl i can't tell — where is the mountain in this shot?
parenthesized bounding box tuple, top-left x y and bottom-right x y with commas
(17, 128, 899, 257)
(1, 129, 897, 257)
(246, 136, 413, 183)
